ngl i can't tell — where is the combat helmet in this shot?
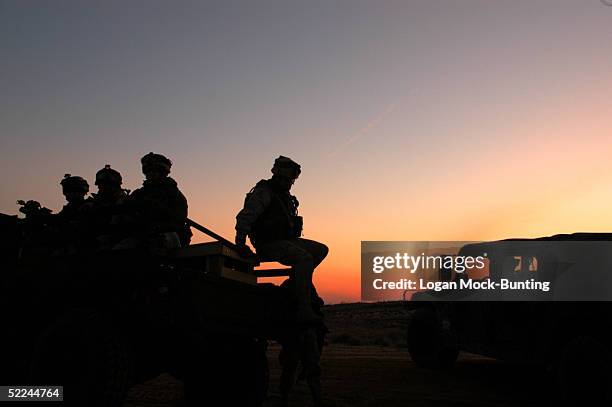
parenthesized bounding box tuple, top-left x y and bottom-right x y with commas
(272, 155, 301, 179)
(95, 164, 122, 186)
(141, 152, 172, 174)
(60, 174, 90, 193)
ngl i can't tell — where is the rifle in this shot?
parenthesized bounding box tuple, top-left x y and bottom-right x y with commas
(17, 200, 52, 218)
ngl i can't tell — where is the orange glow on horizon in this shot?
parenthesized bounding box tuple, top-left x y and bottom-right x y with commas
(185, 99, 612, 304)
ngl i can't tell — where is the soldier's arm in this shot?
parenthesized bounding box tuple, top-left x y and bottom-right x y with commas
(176, 190, 188, 220)
(235, 186, 272, 245)
(165, 190, 189, 233)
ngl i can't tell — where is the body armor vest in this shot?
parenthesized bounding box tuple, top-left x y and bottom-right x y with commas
(248, 179, 303, 246)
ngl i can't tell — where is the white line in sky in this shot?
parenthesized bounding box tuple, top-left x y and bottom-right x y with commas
(327, 102, 398, 159)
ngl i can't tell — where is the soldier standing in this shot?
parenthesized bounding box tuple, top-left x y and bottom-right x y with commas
(84, 165, 131, 250)
(235, 156, 328, 323)
(127, 153, 191, 251)
(55, 174, 90, 253)
(57, 174, 90, 220)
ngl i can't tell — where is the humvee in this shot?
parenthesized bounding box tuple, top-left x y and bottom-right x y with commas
(0, 217, 303, 407)
(407, 233, 612, 405)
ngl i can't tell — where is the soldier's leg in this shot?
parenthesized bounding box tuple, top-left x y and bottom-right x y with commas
(256, 240, 320, 322)
(293, 238, 329, 268)
(300, 329, 323, 407)
(293, 238, 328, 313)
(279, 342, 300, 406)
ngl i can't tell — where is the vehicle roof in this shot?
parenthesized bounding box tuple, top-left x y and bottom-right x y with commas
(459, 233, 612, 254)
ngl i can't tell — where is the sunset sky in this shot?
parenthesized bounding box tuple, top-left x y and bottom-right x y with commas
(2, 1, 612, 303)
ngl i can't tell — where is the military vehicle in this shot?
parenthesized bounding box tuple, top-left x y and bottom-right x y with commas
(0, 217, 304, 407)
(406, 233, 612, 405)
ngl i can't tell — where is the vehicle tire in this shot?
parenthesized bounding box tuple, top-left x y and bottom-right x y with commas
(183, 336, 268, 407)
(407, 307, 458, 369)
(556, 335, 612, 407)
(29, 310, 131, 407)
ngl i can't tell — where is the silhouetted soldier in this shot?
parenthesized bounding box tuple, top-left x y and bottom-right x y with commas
(84, 165, 131, 250)
(57, 174, 90, 221)
(55, 174, 90, 253)
(127, 153, 191, 251)
(235, 156, 328, 323)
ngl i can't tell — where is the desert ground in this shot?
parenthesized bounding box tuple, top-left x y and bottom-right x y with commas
(124, 302, 553, 407)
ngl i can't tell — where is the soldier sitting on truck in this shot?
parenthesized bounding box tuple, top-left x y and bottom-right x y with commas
(235, 156, 328, 323)
(125, 152, 191, 252)
(55, 174, 91, 254)
(82, 165, 131, 251)
(57, 174, 90, 220)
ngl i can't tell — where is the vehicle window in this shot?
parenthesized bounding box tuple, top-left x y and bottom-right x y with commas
(517, 256, 537, 272)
